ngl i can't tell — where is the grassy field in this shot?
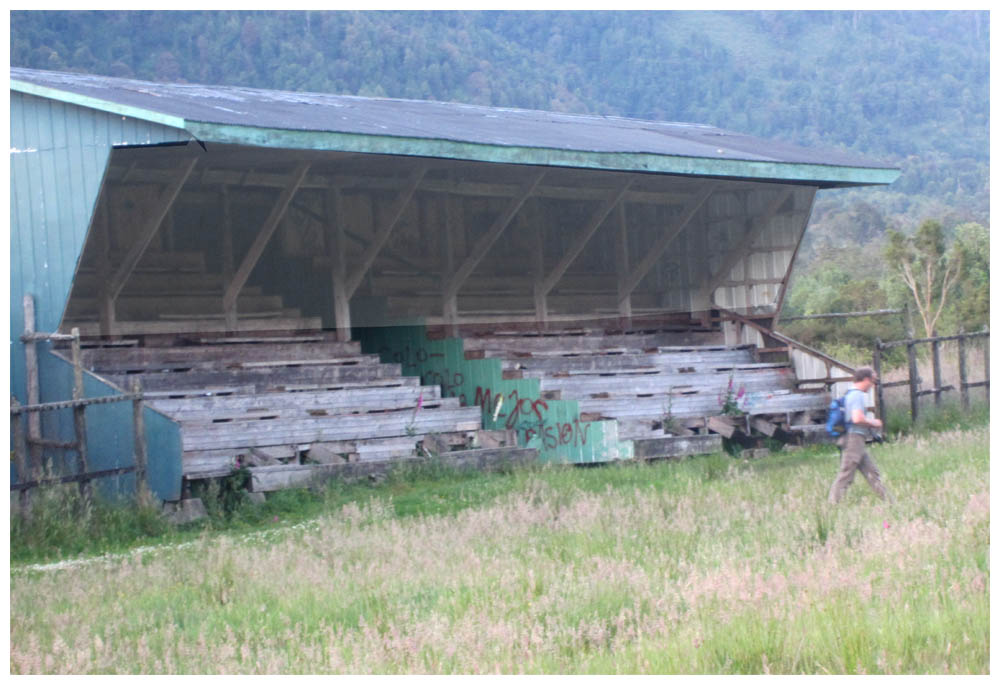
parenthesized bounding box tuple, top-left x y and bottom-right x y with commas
(9, 424, 988, 674)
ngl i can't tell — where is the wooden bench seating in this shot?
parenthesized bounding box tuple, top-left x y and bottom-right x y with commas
(457, 330, 826, 443)
(539, 367, 796, 399)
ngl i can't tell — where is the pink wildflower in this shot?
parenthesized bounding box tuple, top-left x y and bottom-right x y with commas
(416, 393, 423, 410)
(883, 520, 890, 529)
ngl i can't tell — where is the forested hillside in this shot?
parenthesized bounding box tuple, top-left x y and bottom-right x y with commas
(11, 10, 989, 346)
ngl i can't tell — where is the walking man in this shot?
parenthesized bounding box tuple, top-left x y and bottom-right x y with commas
(829, 367, 889, 503)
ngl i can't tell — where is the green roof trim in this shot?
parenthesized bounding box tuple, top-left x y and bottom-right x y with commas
(186, 121, 901, 186)
(11, 79, 189, 133)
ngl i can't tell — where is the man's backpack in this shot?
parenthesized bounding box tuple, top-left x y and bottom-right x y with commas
(826, 389, 861, 437)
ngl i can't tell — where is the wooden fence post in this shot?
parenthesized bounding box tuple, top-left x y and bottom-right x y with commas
(22, 295, 43, 478)
(873, 339, 886, 427)
(931, 329, 942, 408)
(70, 327, 91, 499)
(131, 377, 148, 492)
(907, 339, 919, 424)
(958, 328, 969, 410)
(11, 396, 30, 511)
(983, 326, 990, 395)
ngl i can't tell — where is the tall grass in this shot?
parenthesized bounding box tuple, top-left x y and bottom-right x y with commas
(10, 427, 988, 674)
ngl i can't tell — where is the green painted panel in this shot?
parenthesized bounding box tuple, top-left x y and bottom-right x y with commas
(187, 121, 901, 187)
(358, 325, 632, 464)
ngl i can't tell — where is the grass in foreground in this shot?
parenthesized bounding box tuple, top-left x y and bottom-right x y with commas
(10, 426, 988, 674)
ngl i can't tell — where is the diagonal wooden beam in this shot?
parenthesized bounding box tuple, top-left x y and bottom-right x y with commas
(445, 169, 545, 301)
(343, 166, 427, 299)
(536, 178, 632, 299)
(704, 187, 794, 297)
(618, 184, 715, 304)
(223, 162, 310, 313)
(108, 156, 198, 301)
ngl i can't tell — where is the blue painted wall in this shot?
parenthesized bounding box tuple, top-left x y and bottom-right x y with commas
(10, 91, 189, 500)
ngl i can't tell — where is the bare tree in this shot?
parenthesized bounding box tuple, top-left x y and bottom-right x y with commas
(885, 219, 963, 337)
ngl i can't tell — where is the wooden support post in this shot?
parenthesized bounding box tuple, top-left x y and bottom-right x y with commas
(958, 328, 969, 410)
(530, 202, 548, 329)
(615, 201, 632, 325)
(931, 330, 942, 408)
(983, 326, 989, 394)
(619, 185, 714, 308)
(22, 295, 43, 476)
(225, 162, 311, 325)
(344, 167, 427, 300)
(131, 377, 147, 490)
(327, 189, 352, 342)
(221, 186, 235, 285)
(11, 396, 30, 510)
(873, 339, 886, 427)
(907, 340, 919, 424)
(443, 193, 461, 338)
(445, 170, 545, 303)
(97, 199, 116, 337)
(109, 156, 199, 302)
(71, 327, 91, 498)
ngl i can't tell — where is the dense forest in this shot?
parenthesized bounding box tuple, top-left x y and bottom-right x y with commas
(10, 10, 990, 350)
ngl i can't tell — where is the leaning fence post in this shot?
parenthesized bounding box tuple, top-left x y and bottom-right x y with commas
(907, 339, 919, 424)
(958, 328, 969, 410)
(931, 329, 942, 408)
(71, 327, 91, 499)
(22, 295, 43, 479)
(873, 339, 886, 427)
(131, 377, 148, 494)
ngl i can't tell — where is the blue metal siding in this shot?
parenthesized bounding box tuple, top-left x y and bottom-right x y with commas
(24, 353, 184, 502)
(10, 92, 189, 500)
(10, 92, 188, 403)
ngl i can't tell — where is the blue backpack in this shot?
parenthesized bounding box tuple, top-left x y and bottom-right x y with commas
(826, 389, 860, 437)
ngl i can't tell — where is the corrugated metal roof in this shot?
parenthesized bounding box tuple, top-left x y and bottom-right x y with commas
(10, 67, 899, 185)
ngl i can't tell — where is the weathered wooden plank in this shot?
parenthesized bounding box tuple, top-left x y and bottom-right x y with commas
(166, 395, 456, 424)
(539, 369, 794, 396)
(461, 330, 723, 353)
(103, 362, 403, 393)
(633, 434, 722, 460)
(84, 353, 379, 374)
(67, 316, 324, 336)
(150, 384, 436, 415)
(181, 409, 483, 451)
(80, 341, 362, 368)
(577, 392, 827, 420)
(501, 349, 755, 373)
(248, 446, 537, 491)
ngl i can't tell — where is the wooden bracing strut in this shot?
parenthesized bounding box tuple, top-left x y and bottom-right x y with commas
(704, 187, 794, 300)
(443, 169, 546, 316)
(617, 184, 715, 309)
(224, 162, 311, 326)
(106, 155, 199, 309)
(534, 178, 632, 322)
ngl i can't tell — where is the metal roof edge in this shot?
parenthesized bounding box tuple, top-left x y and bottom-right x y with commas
(187, 121, 901, 187)
(11, 79, 190, 133)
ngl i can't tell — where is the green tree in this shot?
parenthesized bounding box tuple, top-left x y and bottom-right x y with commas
(885, 219, 963, 337)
